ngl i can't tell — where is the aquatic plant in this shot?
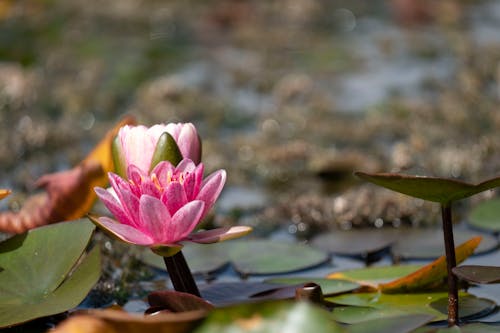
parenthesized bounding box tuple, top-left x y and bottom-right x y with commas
(355, 171, 500, 326)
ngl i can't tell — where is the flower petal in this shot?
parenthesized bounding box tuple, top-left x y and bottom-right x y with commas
(197, 169, 226, 217)
(94, 187, 134, 226)
(188, 226, 253, 244)
(88, 215, 154, 245)
(162, 181, 188, 215)
(176, 158, 197, 173)
(177, 124, 201, 163)
(139, 195, 172, 243)
(169, 200, 205, 241)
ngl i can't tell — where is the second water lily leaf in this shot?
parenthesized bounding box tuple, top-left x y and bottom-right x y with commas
(348, 313, 434, 333)
(355, 172, 500, 204)
(0, 220, 100, 328)
(380, 236, 481, 293)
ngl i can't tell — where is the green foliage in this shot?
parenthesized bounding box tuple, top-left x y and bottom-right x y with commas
(0, 220, 100, 327)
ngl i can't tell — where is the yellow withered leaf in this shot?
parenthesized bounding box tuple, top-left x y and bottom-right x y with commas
(380, 236, 482, 293)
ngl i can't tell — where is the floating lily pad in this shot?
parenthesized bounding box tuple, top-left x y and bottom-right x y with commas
(355, 172, 500, 204)
(468, 198, 500, 232)
(264, 277, 359, 296)
(414, 322, 500, 333)
(311, 229, 398, 257)
(348, 313, 434, 333)
(0, 220, 100, 328)
(452, 265, 500, 284)
(199, 282, 290, 306)
(226, 239, 329, 276)
(392, 229, 497, 260)
(141, 239, 329, 276)
(193, 301, 345, 333)
(329, 292, 495, 324)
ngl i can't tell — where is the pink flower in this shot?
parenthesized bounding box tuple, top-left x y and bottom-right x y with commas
(90, 159, 250, 256)
(117, 123, 201, 174)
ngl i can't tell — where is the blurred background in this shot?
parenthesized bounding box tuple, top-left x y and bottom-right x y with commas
(0, 0, 499, 236)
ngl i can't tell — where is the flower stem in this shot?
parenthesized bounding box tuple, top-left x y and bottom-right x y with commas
(441, 203, 458, 327)
(163, 250, 200, 297)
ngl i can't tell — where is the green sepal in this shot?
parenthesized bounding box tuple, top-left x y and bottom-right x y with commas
(111, 134, 127, 178)
(151, 243, 184, 257)
(150, 132, 183, 170)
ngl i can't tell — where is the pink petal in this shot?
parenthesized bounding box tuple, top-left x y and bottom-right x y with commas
(94, 187, 134, 226)
(90, 215, 154, 245)
(188, 226, 253, 244)
(176, 158, 197, 173)
(169, 200, 205, 241)
(162, 181, 188, 215)
(139, 195, 172, 243)
(197, 169, 226, 217)
(151, 161, 175, 187)
(107, 174, 142, 228)
(120, 125, 156, 173)
(177, 124, 201, 163)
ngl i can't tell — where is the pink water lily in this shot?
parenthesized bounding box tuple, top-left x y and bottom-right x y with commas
(117, 123, 201, 173)
(91, 159, 249, 256)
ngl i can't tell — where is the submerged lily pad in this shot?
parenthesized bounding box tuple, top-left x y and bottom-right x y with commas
(311, 229, 398, 257)
(329, 292, 495, 324)
(355, 172, 500, 204)
(452, 265, 500, 284)
(193, 301, 345, 333)
(392, 229, 497, 260)
(142, 239, 329, 276)
(0, 220, 100, 327)
(468, 198, 500, 232)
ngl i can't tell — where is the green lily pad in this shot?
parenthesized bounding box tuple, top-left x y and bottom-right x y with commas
(355, 172, 500, 204)
(226, 240, 329, 276)
(0, 220, 100, 327)
(452, 265, 500, 284)
(264, 277, 359, 296)
(468, 198, 500, 232)
(392, 229, 498, 260)
(328, 292, 495, 324)
(193, 301, 345, 333)
(348, 313, 434, 333)
(311, 229, 398, 257)
(141, 239, 329, 276)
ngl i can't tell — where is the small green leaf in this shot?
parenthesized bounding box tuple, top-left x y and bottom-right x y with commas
(0, 220, 100, 327)
(355, 172, 500, 204)
(150, 132, 183, 170)
(468, 198, 500, 232)
(111, 134, 126, 178)
(327, 265, 423, 286)
(193, 301, 345, 333)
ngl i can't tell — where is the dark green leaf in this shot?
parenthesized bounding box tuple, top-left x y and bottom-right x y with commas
(0, 220, 100, 327)
(264, 277, 359, 296)
(355, 172, 500, 204)
(348, 314, 433, 333)
(111, 134, 126, 178)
